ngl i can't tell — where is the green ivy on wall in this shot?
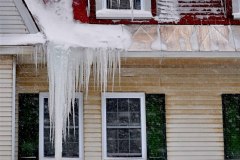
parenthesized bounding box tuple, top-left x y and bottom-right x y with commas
(222, 94, 240, 159)
(146, 94, 167, 160)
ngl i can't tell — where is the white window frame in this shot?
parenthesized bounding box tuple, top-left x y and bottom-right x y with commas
(39, 92, 84, 160)
(96, 0, 152, 19)
(102, 92, 147, 160)
(232, 0, 240, 19)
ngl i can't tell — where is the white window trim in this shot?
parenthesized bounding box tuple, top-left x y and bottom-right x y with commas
(102, 92, 147, 160)
(39, 92, 84, 160)
(96, 0, 152, 19)
(232, 0, 240, 19)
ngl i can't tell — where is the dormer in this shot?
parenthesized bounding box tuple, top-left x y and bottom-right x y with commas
(73, 0, 240, 24)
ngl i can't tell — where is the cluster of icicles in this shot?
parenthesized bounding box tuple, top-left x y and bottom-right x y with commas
(46, 42, 121, 141)
(157, 0, 180, 22)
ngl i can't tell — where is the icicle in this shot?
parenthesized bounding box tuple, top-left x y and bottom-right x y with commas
(130, 0, 134, 21)
(46, 42, 122, 158)
(156, 0, 180, 23)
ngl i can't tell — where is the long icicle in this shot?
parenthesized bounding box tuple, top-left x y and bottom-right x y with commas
(47, 42, 122, 158)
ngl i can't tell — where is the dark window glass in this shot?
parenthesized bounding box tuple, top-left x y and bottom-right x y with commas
(106, 98, 142, 157)
(222, 94, 240, 159)
(44, 98, 79, 158)
(107, 0, 141, 10)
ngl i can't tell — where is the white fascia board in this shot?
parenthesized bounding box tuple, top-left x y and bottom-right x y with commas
(14, 0, 39, 33)
(123, 51, 240, 58)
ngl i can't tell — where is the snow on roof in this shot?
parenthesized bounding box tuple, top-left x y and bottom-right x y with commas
(24, 0, 131, 50)
(0, 33, 45, 46)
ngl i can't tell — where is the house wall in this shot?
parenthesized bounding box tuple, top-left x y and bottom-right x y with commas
(0, 0, 29, 34)
(15, 57, 240, 160)
(0, 56, 14, 160)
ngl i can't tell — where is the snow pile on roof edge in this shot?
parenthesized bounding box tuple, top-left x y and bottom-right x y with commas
(24, 0, 131, 50)
(0, 32, 45, 46)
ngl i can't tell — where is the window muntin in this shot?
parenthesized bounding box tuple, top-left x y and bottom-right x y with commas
(39, 93, 83, 159)
(106, 0, 141, 10)
(102, 93, 146, 159)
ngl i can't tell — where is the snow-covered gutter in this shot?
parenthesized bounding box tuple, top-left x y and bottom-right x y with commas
(0, 33, 45, 46)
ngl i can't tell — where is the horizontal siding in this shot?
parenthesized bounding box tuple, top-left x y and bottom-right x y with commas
(16, 58, 240, 160)
(0, 56, 13, 160)
(0, 0, 28, 34)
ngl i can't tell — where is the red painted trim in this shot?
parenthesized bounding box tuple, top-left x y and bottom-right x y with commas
(73, 0, 89, 23)
(73, 0, 240, 25)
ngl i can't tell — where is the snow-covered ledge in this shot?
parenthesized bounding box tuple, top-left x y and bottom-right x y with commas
(232, 0, 240, 19)
(96, 9, 152, 19)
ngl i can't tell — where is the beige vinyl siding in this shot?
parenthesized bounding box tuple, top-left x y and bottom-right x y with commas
(0, 56, 13, 160)
(16, 58, 240, 160)
(0, 0, 28, 34)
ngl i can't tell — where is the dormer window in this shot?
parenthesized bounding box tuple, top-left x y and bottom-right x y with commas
(106, 0, 141, 10)
(96, 0, 152, 19)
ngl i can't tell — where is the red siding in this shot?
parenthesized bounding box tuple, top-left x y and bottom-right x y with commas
(73, 0, 240, 25)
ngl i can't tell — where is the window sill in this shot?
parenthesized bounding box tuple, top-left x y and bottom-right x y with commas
(96, 9, 152, 19)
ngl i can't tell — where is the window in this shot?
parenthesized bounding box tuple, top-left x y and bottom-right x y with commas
(106, 0, 141, 10)
(102, 93, 147, 159)
(222, 94, 240, 159)
(39, 93, 83, 159)
(96, 0, 152, 19)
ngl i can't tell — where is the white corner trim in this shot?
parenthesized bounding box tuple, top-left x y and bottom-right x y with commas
(101, 92, 147, 160)
(11, 57, 16, 160)
(14, 0, 38, 33)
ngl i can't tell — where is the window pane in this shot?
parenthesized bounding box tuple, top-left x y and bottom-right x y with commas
(107, 112, 118, 126)
(107, 140, 118, 155)
(119, 140, 129, 153)
(62, 128, 79, 157)
(130, 140, 141, 154)
(107, 99, 117, 112)
(118, 112, 129, 125)
(118, 98, 128, 112)
(106, 0, 141, 10)
(43, 98, 55, 157)
(129, 98, 140, 111)
(119, 129, 129, 140)
(44, 142, 55, 157)
(107, 129, 118, 140)
(43, 98, 80, 158)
